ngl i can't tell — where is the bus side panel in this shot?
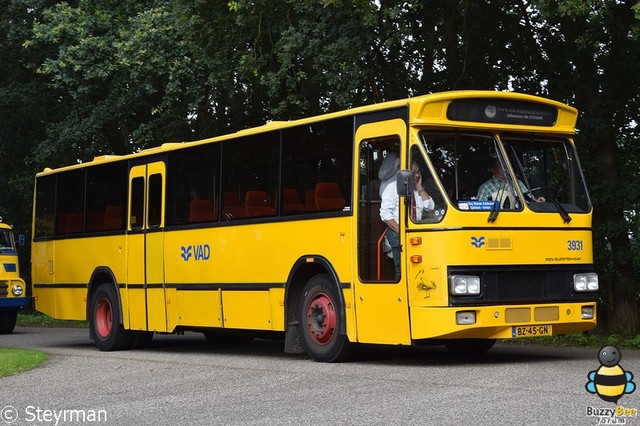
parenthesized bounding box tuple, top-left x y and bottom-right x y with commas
(32, 240, 55, 316)
(222, 291, 272, 330)
(269, 288, 285, 331)
(35, 235, 126, 321)
(174, 289, 221, 328)
(126, 233, 147, 330)
(163, 218, 352, 333)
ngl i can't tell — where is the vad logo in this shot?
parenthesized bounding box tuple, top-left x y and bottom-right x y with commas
(180, 244, 211, 262)
(470, 236, 486, 248)
(180, 246, 193, 261)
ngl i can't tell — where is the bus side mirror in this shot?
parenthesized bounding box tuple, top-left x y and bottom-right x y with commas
(18, 234, 25, 246)
(396, 170, 415, 198)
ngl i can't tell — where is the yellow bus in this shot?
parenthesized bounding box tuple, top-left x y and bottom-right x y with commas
(1, 218, 28, 334)
(32, 91, 598, 361)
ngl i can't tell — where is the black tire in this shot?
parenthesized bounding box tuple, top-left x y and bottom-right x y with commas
(298, 274, 350, 362)
(0, 310, 17, 334)
(444, 339, 496, 354)
(89, 284, 134, 351)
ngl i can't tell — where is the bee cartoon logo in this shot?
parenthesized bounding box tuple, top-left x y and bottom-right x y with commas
(585, 345, 636, 403)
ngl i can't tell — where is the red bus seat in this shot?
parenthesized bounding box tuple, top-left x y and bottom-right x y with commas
(281, 188, 307, 213)
(244, 191, 275, 217)
(314, 182, 346, 211)
(223, 192, 244, 219)
(104, 206, 124, 230)
(189, 199, 216, 223)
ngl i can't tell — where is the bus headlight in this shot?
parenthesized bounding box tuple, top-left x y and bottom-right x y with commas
(450, 275, 481, 295)
(573, 273, 599, 292)
(12, 284, 23, 296)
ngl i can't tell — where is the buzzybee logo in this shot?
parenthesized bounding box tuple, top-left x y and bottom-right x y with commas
(584, 346, 638, 425)
(586, 346, 635, 403)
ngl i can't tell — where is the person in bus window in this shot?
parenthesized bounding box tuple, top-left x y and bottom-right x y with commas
(477, 158, 545, 204)
(378, 152, 401, 280)
(411, 160, 435, 221)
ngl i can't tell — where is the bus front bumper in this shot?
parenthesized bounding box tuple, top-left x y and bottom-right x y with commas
(410, 302, 597, 340)
(0, 297, 30, 310)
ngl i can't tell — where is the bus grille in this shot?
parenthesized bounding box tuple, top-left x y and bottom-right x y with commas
(448, 266, 596, 305)
(0, 282, 7, 297)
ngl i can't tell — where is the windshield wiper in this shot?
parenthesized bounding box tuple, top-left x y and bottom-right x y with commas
(549, 194, 572, 223)
(487, 200, 499, 223)
(487, 181, 510, 223)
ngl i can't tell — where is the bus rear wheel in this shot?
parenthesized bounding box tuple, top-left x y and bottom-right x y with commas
(89, 284, 133, 351)
(298, 274, 350, 362)
(0, 310, 17, 334)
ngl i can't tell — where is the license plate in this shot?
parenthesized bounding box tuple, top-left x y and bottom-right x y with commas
(512, 325, 552, 338)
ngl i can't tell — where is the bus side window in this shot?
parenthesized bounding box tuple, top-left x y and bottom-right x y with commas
(282, 117, 353, 215)
(130, 177, 144, 229)
(410, 145, 447, 223)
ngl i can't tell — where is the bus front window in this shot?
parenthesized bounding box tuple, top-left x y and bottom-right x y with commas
(421, 131, 591, 215)
(0, 228, 16, 253)
(502, 135, 591, 213)
(421, 132, 523, 212)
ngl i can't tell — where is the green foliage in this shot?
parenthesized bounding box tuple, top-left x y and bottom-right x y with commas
(17, 311, 87, 328)
(0, 347, 47, 378)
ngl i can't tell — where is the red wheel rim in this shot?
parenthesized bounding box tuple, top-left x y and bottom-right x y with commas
(96, 298, 113, 338)
(305, 292, 336, 345)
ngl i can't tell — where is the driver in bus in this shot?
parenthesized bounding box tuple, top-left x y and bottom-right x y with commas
(477, 158, 545, 205)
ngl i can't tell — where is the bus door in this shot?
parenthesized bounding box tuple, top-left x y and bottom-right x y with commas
(354, 120, 411, 345)
(127, 162, 167, 332)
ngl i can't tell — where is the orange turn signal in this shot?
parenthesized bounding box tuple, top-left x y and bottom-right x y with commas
(410, 236, 422, 245)
(410, 255, 422, 263)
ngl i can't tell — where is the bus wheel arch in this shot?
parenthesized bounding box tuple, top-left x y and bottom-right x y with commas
(86, 268, 121, 331)
(284, 256, 350, 362)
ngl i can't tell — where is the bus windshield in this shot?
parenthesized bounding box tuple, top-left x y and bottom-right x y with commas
(0, 228, 16, 254)
(420, 131, 591, 214)
(501, 135, 590, 213)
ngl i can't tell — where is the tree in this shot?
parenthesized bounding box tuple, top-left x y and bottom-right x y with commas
(529, 0, 640, 332)
(0, 1, 64, 232)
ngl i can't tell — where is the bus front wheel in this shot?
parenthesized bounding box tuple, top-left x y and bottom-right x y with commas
(89, 284, 133, 351)
(298, 274, 350, 362)
(0, 310, 17, 334)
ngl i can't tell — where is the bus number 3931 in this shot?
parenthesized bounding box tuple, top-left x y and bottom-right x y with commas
(567, 240, 583, 251)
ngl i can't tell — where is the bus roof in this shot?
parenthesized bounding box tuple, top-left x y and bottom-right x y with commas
(36, 90, 578, 176)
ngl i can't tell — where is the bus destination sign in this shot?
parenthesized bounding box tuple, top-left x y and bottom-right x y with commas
(447, 98, 558, 126)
